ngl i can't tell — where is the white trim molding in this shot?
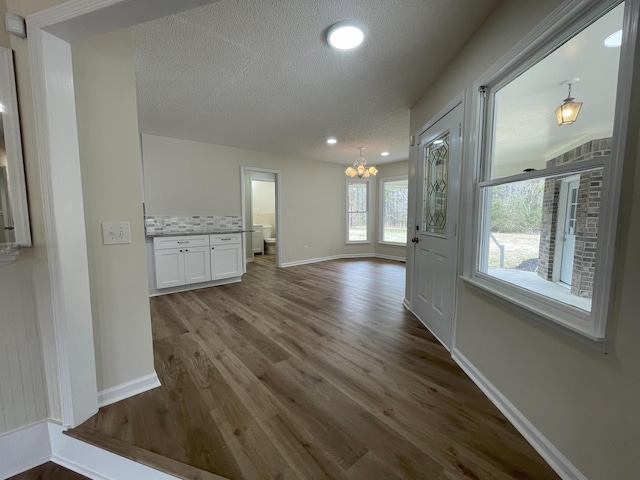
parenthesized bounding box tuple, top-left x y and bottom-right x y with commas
(97, 372, 161, 408)
(281, 253, 405, 268)
(452, 349, 588, 480)
(463, 0, 638, 347)
(48, 423, 183, 480)
(0, 422, 51, 479)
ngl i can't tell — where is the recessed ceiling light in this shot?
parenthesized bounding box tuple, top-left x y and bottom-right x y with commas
(327, 137, 337, 144)
(327, 21, 365, 50)
(381, 151, 389, 156)
(604, 29, 622, 47)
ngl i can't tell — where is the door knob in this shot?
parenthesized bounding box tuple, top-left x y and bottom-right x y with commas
(411, 237, 419, 243)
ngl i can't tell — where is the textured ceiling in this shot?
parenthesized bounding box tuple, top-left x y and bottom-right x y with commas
(133, 0, 499, 165)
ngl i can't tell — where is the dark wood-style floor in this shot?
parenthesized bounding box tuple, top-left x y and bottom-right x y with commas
(70, 255, 559, 479)
(9, 462, 89, 480)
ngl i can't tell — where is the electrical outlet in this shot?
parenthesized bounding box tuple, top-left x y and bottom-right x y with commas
(303, 245, 309, 252)
(102, 222, 131, 245)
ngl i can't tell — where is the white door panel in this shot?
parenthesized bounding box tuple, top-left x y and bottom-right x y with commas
(411, 103, 463, 349)
(560, 179, 579, 286)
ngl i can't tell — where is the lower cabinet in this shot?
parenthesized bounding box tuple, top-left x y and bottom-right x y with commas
(184, 247, 212, 284)
(210, 233, 243, 280)
(153, 233, 243, 290)
(154, 247, 185, 289)
(154, 245, 211, 289)
(210, 243, 243, 280)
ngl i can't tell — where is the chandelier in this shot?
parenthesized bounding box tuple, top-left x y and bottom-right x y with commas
(345, 147, 378, 178)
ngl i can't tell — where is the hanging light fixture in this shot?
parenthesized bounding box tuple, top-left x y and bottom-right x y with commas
(555, 82, 583, 126)
(345, 147, 378, 178)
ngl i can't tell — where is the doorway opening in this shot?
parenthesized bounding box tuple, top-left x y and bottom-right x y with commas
(241, 167, 281, 268)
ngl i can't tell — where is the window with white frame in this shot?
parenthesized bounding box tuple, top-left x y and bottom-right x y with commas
(346, 179, 370, 243)
(379, 176, 408, 244)
(468, 1, 630, 343)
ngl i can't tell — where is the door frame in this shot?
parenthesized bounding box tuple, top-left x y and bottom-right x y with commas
(27, 0, 221, 428)
(553, 174, 581, 284)
(407, 91, 465, 351)
(240, 166, 282, 268)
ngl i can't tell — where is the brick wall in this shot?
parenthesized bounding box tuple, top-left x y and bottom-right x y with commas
(537, 138, 610, 298)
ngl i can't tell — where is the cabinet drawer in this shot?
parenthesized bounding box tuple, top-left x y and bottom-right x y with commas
(210, 233, 241, 245)
(153, 235, 209, 250)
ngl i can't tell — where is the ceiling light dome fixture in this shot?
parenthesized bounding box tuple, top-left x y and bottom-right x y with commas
(345, 147, 378, 178)
(604, 29, 622, 47)
(555, 81, 583, 126)
(327, 21, 365, 50)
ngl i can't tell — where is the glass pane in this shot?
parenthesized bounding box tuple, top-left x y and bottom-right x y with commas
(422, 132, 449, 235)
(491, 4, 623, 179)
(382, 179, 408, 243)
(348, 213, 367, 241)
(348, 182, 368, 241)
(480, 167, 604, 312)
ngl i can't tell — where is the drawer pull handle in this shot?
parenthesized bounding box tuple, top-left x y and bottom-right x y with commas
(220, 238, 232, 241)
(177, 241, 189, 244)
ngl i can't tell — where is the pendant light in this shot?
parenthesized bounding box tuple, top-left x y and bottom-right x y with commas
(345, 147, 378, 178)
(555, 82, 583, 126)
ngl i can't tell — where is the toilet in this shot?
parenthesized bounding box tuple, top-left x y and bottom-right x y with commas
(263, 225, 276, 255)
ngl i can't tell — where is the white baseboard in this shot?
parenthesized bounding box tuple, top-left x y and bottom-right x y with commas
(148, 277, 241, 297)
(281, 253, 405, 268)
(98, 372, 161, 408)
(48, 423, 180, 480)
(402, 298, 411, 310)
(375, 253, 406, 262)
(451, 348, 587, 480)
(0, 421, 51, 479)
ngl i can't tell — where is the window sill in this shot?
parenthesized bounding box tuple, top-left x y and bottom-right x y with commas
(378, 241, 407, 247)
(461, 274, 607, 352)
(346, 241, 371, 245)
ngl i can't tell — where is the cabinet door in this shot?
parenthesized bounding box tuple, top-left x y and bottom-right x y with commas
(184, 246, 212, 285)
(252, 232, 263, 254)
(154, 248, 185, 289)
(211, 243, 243, 280)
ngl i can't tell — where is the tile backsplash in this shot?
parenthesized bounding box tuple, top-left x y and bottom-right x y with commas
(145, 215, 243, 235)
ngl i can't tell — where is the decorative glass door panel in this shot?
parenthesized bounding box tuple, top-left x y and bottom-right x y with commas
(422, 132, 450, 235)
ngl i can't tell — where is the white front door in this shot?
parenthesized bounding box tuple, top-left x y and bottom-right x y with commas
(559, 178, 579, 286)
(411, 104, 462, 349)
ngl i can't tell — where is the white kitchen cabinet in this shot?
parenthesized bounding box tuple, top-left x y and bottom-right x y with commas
(154, 247, 185, 289)
(184, 246, 212, 284)
(153, 235, 211, 289)
(210, 234, 243, 280)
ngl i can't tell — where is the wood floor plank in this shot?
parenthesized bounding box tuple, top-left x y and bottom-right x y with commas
(70, 256, 559, 480)
(8, 462, 90, 480)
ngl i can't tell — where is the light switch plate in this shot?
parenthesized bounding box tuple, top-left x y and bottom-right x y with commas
(102, 222, 131, 245)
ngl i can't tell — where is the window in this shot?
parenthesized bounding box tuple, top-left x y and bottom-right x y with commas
(379, 176, 408, 244)
(346, 179, 370, 243)
(467, 1, 630, 343)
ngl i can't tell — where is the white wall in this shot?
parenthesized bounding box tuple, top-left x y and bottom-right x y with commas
(0, 0, 69, 434)
(252, 180, 275, 234)
(410, 1, 640, 479)
(142, 134, 376, 264)
(72, 29, 155, 393)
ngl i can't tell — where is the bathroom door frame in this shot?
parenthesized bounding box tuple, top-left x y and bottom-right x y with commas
(240, 166, 282, 268)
